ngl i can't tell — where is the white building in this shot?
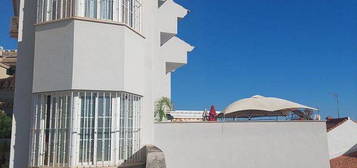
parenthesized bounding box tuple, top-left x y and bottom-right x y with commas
(9, 0, 332, 168)
(10, 0, 193, 167)
(326, 117, 357, 159)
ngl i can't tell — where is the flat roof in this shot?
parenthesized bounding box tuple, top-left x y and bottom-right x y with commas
(155, 120, 326, 124)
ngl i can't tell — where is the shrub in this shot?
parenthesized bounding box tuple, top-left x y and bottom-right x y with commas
(0, 111, 11, 139)
(154, 97, 173, 122)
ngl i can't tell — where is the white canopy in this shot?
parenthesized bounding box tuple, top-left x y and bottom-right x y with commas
(222, 95, 317, 118)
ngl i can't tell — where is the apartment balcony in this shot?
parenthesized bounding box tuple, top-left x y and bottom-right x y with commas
(161, 36, 194, 73)
(9, 16, 18, 38)
(158, 0, 189, 44)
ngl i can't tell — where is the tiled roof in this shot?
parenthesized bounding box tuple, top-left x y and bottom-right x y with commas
(330, 152, 357, 168)
(326, 117, 349, 132)
(0, 57, 16, 66)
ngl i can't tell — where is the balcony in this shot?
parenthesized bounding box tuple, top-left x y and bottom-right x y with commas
(160, 36, 194, 73)
(158, 0, 188, 38)
(9, 16, 18, 38)
(35, 0, 142, 32)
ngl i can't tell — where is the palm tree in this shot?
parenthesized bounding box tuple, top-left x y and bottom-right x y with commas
(154, 97, 173, 122)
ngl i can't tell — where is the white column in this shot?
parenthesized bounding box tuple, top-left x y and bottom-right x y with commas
(112, 0, 119, 22)
(29, 95, 37, 167)
(115, 94, 121, 165)
(118, 0, 123, 22)
(70, 93, 81, 166)
(76, 0, 85, 17)
(38, 95, 45, 166)
(97, 0, 101, 19)
(110, 93, 116, 165)
(52, 95, 58, 166)
(93, 92, 99, 166)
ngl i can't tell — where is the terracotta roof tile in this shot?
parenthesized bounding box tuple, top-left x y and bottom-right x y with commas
(330, 152, 357, 168)
(326, 117, 349, 132)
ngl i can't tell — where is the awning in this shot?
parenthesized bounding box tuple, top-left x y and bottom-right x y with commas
(222, 95, 317, 118)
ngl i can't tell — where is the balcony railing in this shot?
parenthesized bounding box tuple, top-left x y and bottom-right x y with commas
(36, 0, 142, 32)
(9, 16, 18, 38)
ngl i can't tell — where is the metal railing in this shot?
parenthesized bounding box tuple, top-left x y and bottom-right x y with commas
(36, 0, 142, 32)
(29, 91, 143, 167)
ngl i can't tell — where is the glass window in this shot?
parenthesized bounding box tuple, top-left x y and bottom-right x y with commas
(30, 91, 142, 167)
(85, 0, 98, 18)
(100, 0, 113, 20)
(36, 0, 142, 32)
(30, 93, 72, 167)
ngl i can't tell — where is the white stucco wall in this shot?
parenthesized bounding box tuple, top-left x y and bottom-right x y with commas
(33, 20, 148, 94)
(10, 0, 35, 167)
(71, 20, 127, 92)
(33, 21, 74, 92)
(158, 0, 188, 35)
(11, 0, 192, 167)
(327, 119, 357, 159)
(154, 121, 330, 168)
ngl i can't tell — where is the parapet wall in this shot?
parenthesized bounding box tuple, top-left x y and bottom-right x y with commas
(154, 121, 330, 168)
(328, 119, 357, 159)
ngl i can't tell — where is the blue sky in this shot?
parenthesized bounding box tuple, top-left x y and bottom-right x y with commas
(0, 0, 17, 49)
(0, 0, 356, 119)
(172, 0, 357, 120)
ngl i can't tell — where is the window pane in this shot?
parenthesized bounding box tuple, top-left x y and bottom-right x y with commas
(97, 140, 102, 161)
(104, 139, 110, 161)
(31, 91, 141, 167)
(36, 0, 142, 31)
(98, 96, 104, 116)
(85, 0, 98, 18)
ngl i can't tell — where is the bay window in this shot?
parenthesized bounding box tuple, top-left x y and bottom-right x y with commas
(29, 91, 142, 167)
(36, 0, 142, 32)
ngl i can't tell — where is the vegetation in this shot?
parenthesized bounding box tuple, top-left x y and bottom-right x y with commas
(154, 97, 173, 122)
(0, 111, 11, 139)
(0, 139, 10, 168)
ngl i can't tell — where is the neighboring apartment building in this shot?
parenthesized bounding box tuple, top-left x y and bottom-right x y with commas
(0, 47, 16, 115)
(0, 47, 16, 79)
(9, 0, 19, 39)
(10, 0, 193, 168)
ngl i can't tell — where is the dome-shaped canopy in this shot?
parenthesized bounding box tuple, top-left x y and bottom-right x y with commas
(222, 95, 317, 118)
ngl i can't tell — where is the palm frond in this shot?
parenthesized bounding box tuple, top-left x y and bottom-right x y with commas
(154, 97, 174, 122)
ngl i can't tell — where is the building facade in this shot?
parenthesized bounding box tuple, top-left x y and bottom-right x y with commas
(10, 0, 193, 167)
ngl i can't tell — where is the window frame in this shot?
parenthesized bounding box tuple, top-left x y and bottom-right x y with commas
(29, 91, 142, 168)
(36, 0, 143, 32)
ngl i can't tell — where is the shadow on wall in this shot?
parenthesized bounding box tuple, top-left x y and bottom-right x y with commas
(119, 145, 166, 168)
(0, 139, 10, 168)
(120, 146, 147, 168)
(345, 144, 357, 155)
